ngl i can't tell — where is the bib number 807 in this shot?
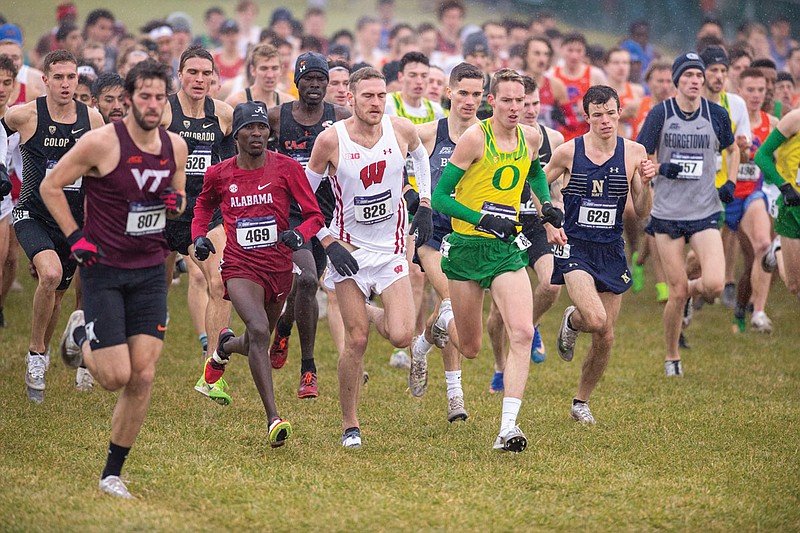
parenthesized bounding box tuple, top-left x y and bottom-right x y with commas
(137, 212, 161, 229)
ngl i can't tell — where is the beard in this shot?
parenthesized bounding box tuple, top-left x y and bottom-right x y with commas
(131, 103, 161, 131)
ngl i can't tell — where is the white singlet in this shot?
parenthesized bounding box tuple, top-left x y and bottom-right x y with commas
(329, 115, 408, 254)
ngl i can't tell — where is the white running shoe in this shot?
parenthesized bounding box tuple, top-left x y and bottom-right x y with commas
(493, 425, 527, 453)
(60, 309, 85, 369)
(408, 336, 430, 397)
(447, 394, 468, 422)
(341, 427, 362, 448)
(557, 306, 579, 362)
(750, 311, 773, 333)
(761, 237, 781, 273)
(431, 298, 452, 348)
(665, 360, 683, 377)
(25, 353, 46, 391)
(389, 349, 411, 369)
(76, 367, 94, 392)
(571, 401, 596, 424)
(99, 475, 134, 499)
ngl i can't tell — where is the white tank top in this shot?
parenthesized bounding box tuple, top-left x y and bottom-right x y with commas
(329, 115, 407, 254)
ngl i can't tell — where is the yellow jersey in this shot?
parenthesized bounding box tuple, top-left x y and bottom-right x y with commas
(776, 131, 800, 193)
(452, 119, 532, 237)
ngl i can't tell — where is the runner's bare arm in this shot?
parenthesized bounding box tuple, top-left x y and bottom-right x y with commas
(627, 141, 653, 218)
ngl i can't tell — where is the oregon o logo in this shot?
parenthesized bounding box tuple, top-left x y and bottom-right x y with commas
(492, 165, 520, 191)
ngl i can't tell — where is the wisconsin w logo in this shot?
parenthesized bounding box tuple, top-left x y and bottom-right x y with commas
(359, 160, 387, 189)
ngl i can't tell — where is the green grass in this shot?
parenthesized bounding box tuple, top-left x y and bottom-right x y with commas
(1, 254, 799, 531)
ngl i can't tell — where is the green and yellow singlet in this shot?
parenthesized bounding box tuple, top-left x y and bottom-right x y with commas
(715, 91, 736, 188)
(391, 92, 436, 124)
(776, 132, 800, 193)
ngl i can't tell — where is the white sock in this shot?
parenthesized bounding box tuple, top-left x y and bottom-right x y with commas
(416, 333, 433, 355)
(500, 397, 522, 431)
(440, 307, 454, 331)
(445, 370, 462, 400)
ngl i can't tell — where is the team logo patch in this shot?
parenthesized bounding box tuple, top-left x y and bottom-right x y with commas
(49, 126, 56, 134)
(322, 120, 333, 129)
(183, 120, 191, 128)
(229, 184, 238, 193)
(345, 153, 361, 160)
(394, 264, 404, 274)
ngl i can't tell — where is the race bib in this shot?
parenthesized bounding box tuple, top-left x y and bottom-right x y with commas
(519, 199, 538, 216)
(480, 201, 516, 220)
(235, 216, 277, 249)
(125, 203, 166, 236)
(670, 152, 703, 180)
(577, 199, 616, 228)
(354, 190, 393, 224)
(186, 145, 212, 177)
(552, 243, 571, 259)
(440, 233, 451, 258)
(738, 163, 760, 182)
(514, 232, 531, 250)
(46, 159, 82, 190)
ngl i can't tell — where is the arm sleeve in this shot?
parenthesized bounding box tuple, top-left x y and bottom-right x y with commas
(431, 162, 482, 225)
(713, 106, 735, 150)
(635, 103, 665, 154)
(289, 162, 324, 241)
(527, 157, 550, 203)
(191, 167, 220, 240)
(0, 126, 7, 166)
(1, 117, 13, 137)
(219, 134, 237, 159)
(409, 143, 431, 199)
(305, 167, 325, 192)
(754, 128, 789, 186)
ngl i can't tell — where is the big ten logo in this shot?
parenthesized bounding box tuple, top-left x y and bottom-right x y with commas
(359, 160, 387, 189)
(492, 165, 520, 191)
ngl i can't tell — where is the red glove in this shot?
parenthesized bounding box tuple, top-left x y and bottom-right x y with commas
(160, 187, 185, 216)
(67, 230, 104, 267)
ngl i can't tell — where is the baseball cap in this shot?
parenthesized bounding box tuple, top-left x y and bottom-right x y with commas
(232, 101, 270, 137)
(294, 52, 329, 85)
(699, 46, 729, 68)
(166, 12, 192, 34)
(0, 23, 23, 46)
(219, 19, 239, 34)
(56, 3, 78, 23)
(464, 32, 489, 57)
(672, 52, 705, 86)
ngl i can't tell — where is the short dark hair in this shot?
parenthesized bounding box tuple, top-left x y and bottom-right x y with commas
(523, 36, 553, 72)
(85, 8, 115, 27)
(124, 58, 172, 96)
(729, 43, 754, 64)
(349, 66, 385, 90)
(521, 75, 538, 94)
(77, 74, 93, 88)
(788, 47, 800, 61)
(205, 7, 224, 20)
(179, 45, 214, 72)
(777, 71, 795, 85)
(328, 59, 351, 73)
(356, 16, 378, 32)
(561, 32, 587, 48)
(389, 23, 413, 41)
(700, 17, 723, 30)
(449, 61, 483, 86)
(752, 58, 777, 70)
(417, 22, 436, 35)
(0, 55, 19, 79)
(437, 0, 465, 21)
(56, 23, 79, 43)
(92, 72, 123, 98)
(644, 59, 671, 82)
(738, 67, 765, 83)
(604, 47, 628, 64)
(489, 68, 524, 96)
(503, 19, 528, 33)
(43, 49, 78, 74)
(400, 51, 429, 71)
(582, 85, 619, 115)
(331, 29, 355, 43)
(301, 35, 323, 53)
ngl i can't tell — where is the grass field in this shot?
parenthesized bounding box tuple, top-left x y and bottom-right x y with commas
(1, 253, 799, 531)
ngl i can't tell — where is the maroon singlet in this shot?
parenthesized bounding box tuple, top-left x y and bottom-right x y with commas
(83, 120, 176, 269)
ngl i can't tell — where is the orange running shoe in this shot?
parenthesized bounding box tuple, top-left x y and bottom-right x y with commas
(269, 332, 290, 369)
(297, 371, 318, 399)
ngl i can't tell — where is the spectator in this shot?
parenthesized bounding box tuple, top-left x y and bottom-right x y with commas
(621, 20, 658, 74)
(504, 20, 529, 48)
(775, 71, 795, 116)
(304, 8, 329, 54)
(482, 21, 509, 70)
(236, 0, 262, 55)
(354, 16, 384, 67)
(727, 44, 753, 93)
(768, 16, 797, 70)
(167, 13, 193, 61)
(81, 41, 106, 75)
(193, 7, 225, 50)
(377, 0, 397, 51)
(214, 19, 245, 84)
(436, 0, 465, 55)
(55, 23, 83, 58)
(83, 8, 116, 72)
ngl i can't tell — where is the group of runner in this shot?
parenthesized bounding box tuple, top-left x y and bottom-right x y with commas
(2, 5, 799, 499)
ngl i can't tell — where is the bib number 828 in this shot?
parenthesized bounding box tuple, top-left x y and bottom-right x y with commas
(362, 203, 387, 220)
(246, 227, 271, 243)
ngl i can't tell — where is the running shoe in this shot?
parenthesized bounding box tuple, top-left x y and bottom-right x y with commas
(682, 297, 693, 329)
(761, 237, 781, 273)
(571, 401, 596, 424)
(269, 330, 290, 369)
(447, 394, 468, 422)
(268, 417, 292, 448)
(75, 367, 94, 392)
(389, 349, 411, 369)
(342, 427, 362, 448)
(431, 298, 452, 348)
(557, 306, 579, 362)
(678, 333, 690, 350)
(25, 352, 46, 392)
(631, 251, 644, 293)
(665, 360, 683, 377)
(59, 309, 85, 369)
(492, 425, 527, 453)
(204, 328, 235, 384)
(531, 325, 546, 363)
(488, 371, 504, 394)
(751, 311, 773, 333)
(99, 475, 134, 499)
(298, 371, 319, 399)
(408, 341, 428, 398)
(733, 305, 747, 333)
(721, 283, 736, 309)
(194, 376, 232, 406)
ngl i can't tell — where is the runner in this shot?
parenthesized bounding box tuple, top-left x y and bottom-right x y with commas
(3, 49, 104, 402)
(224, 43, 294, 109)
(305, 66, 433, 447)
(193, 101, 324, 446)
(408, 62, 483, 421)
(522, 36, 574, 134)
(263, 52, 350, 399)
(637, 53, 739, 376)
(325, 60, 351, 108)
(40, 59, 187, 499)
(604, 47, 644, 140)
(91, 72, 127, 124)
(545, 85, 656, 423)
(0, 55, 17, 328)
(486, 74, 565, 394)
(432, 69, 562, 452)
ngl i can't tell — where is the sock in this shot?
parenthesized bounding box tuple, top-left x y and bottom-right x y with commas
(101, 441, 131, 479)
(439, 305, 454, 331)
(566, 314, 576, 331)
(445, 370, 462, 400)
(199, 333, 208, 351)
(301, 358, 316, 375)
(416, 333, 433, 354)
(572, 398, 586, 406)
(72, 325, 87, 348)
(276, 316, 293, 338)
(500, 397, 522, 431)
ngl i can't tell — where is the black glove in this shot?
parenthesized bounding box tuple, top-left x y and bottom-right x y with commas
(279, 229, 304, 251)
(521, 181, 532, 204)
(780, 182, 800, 207)
(67, 229, 104, 267)
(475, 214, 520, 241)
(160, 187, 185, 216)
(325, 241, 359, 276)
(540, 202, 564, 228)
(0, 164, 10, 198)
(718, 180, 736, 204)
(403, 188, 420, 215)
(409, 205, 433, 246)
(193, 235, 216, 261)
(659, 162, 682, 179)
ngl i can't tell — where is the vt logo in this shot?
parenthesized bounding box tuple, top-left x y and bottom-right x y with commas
(359, 160, 387, 189)
(131, 169, 171, 192)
